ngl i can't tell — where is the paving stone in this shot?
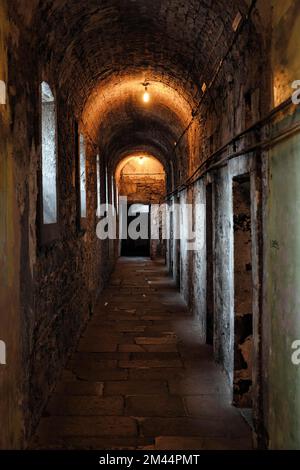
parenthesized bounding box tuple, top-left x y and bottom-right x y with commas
(184, 395, 240, 418)
(73, 352, 131, 362)
(155, 436, 204, 450)
(116, 326, 146, 333)
(82, 327, 122, 340)
(125, 395, 185, 417)
(69, 359, 117, 370)
(141, 315, 174, 321)
(32, 436, 154, 450)
(155, 435, 252, 450)
(130, 352, 180, 360)
(141, 418, 230, 438)
(55, 381, 104, 396)
(46, 396, 124, 416)
(168, 377, 231, 395)
(135, 336, 178, 345)
(104, 381, 168, 396)
(129, 368, 185, 381)
(119, 359, 182, 369)
(118, 344, 145, 352)
(38, 416, 138, 438)
(78, 338, 118, 353)
(60, 369, 77, 381)
(142, 344, 178, 353)
(74, 365, 128, 382)
(201, 437, 253, 450)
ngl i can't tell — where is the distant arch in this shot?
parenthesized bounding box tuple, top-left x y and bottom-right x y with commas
(0, 80, 6, 105)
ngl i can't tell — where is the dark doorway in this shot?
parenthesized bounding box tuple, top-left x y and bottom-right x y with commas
(121, 204, 150, 257)
(233, 175, 253, 409)
(206, 183, 214, 345)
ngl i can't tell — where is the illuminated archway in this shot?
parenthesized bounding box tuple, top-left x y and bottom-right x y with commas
(115, 154, 166, 205)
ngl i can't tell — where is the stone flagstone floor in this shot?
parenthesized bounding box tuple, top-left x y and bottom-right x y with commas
(31, 257, 252, 450)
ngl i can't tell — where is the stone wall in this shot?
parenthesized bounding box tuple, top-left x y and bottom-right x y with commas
(264, 107, 300, 448)
(119, 175, 165, 205)
(0, 7, 116, 447)
(2, 0, 300, 451)
(0, 0, 23, 449)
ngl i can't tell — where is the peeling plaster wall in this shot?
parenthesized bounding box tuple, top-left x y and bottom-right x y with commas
(171, 196, 181, 288)
(191, 179, 206, 341)
(179, 190, 193, 308)
(165, 2, 269, 446)
(213, 166, 234, 382)
(265, 109, 300, 449)
(3, 0, 300, 451)
(211, 156, 257, 390)
(261, 0, 300, 449)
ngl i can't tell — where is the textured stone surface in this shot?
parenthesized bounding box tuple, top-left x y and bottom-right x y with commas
(125, 395, 185, 417)
(37, 416, 138, 438)
(3, 0, 299, 452)
(233, 177, 253, 407)
(31, 258, 252, 450)
(54, 381, 104, 397)
(46, 396, 124, 416)
(155, 436, 253, 451)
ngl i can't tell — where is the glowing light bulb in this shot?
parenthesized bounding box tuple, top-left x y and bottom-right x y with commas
(141, 81, 151, 103)
(139, 157, 144, 165)
(143, 90, 150, 103)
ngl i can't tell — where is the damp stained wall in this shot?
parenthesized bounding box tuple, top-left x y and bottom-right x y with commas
(272, 0, 300, 106)
(0, 2, 117, 447)
(263, 0, 300, 448)
(192, 179, 206, 341)
(0, 0, 23, 448)
(265, 114, 300, 449)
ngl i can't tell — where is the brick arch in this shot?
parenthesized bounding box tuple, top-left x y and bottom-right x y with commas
(31, 0, 254, 110)
(28, 0, 263, 176)
(33, 0, 250, 106)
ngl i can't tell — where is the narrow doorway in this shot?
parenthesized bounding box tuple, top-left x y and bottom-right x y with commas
(206, 183, 214, 345)
(121, 203, 150, 257)
(233, 175, 253, 409)
(169, 210, 174, 272)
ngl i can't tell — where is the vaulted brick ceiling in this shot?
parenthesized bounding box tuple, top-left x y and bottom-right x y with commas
(28, 0, 251, 166)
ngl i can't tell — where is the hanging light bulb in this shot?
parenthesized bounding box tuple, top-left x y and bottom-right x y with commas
(143, 89, 150, 103)
(142, 81, 150, 103)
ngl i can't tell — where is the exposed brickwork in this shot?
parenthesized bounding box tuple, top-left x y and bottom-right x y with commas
(2, 0, 292, 452)
(119, 175, 165, 204)
(10, 0, 264, 188)
(233, 177, 253, 408)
